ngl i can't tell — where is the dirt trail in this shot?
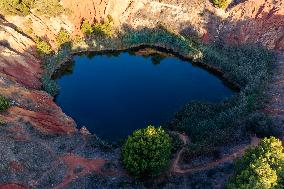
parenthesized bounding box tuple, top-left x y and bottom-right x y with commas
(171, 135, 260, 174)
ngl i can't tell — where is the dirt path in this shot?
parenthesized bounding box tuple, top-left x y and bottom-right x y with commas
(171, 134, 260, 174)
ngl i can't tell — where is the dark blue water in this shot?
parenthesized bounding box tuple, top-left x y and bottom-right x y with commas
(54, 49, 234, 141)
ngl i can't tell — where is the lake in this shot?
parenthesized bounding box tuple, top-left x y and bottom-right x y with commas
(54, 48, 234, 141)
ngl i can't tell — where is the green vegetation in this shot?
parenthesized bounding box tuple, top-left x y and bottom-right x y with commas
(0, 0, 34, 16)
(56, 29, 70, 47)
(41, 44, 71, 96)
(0, 119, 5, 125)
(227, 137, 284, 189)
(41, 27, 275, 155)
(0, 0, 65, 16)
(40, 27, 275, 160)
(122, 126, 172, 178)
(170, 42, 274, 157)
(35, 37, 53, 55)
(41, 74, 60, 96)
(0, 96, 10, 112)
(80, 20, 93, 36)
(115, 27, 275, 157)
(80, 16, 114, 38)
(33, 0, 64, 17)
(212, 0, 229, 9)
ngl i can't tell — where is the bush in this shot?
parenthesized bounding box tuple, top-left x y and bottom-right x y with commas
(122, 126, 172, 178)
(227, 137, 284, 189)
(93, 16, 114, 38)
(35, 37, 53, 55)
(212, 0, 229, 9)
(81, 16, 114, 38)
(0, 96, 10, 112)
(80, 20, 93, 36)
(56, 29, 70, 47)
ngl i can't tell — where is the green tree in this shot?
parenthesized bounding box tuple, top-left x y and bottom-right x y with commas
(122, 126, 172, 178)
(227, 137, 284, 189)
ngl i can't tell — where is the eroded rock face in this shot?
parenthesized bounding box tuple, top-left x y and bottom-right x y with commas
(0, 17, 76, 135)
(0, 18, 41, 89)
(61, 0, 135, 30)
(60, 0, 284, 51)
(224, 0, 284, 50)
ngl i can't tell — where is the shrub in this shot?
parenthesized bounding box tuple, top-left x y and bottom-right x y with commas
(93, 22, 113, 38)
(212, 0, 229, 9)
(35, 37, 53, 55)
(93, 16, 114, 38)
(0, 96, 10, 112)
(227, 137, 284, 189)
(80, 16, 114, 38)
(56, 29, 70, 47)
(80, 20, 93, 36)
(122, 126, 172, 178)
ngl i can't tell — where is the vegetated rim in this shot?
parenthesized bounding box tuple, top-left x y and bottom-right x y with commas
(50, 44, 240, 143)
(52, 45, 240, 92)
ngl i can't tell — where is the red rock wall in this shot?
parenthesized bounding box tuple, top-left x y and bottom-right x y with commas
(225, 0, 284, 50)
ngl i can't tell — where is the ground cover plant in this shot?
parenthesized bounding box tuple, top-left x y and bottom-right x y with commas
(122, 126, 172, 178)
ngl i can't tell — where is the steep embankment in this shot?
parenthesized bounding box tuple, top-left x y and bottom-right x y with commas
(0, 17, 76, 134)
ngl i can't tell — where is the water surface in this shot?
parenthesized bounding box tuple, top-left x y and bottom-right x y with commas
(54, 48, 234, 140)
